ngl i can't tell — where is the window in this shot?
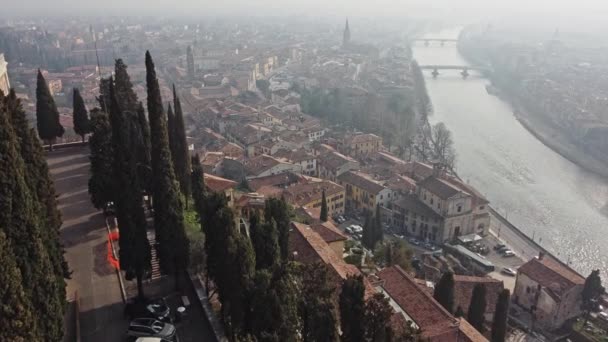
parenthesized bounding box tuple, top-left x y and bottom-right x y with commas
(479, 205, 485, 210)
(430, 198, 434, 205)
(457, 205, 462, 213)
(380, 195, 383, 200)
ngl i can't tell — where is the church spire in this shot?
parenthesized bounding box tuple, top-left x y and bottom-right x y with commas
(343, 18, 351, 46)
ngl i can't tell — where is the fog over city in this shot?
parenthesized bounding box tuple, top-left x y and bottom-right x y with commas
(3, 1, 608, 341)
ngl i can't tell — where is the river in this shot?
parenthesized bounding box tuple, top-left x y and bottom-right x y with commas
(413, 28, 608, 277)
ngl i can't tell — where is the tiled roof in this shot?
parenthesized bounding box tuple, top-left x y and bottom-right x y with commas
(318, 151, 358, 171)
(243, 154, 282, 176)
(289, 222, 360, 280)
(404, 161, 435, 181)
(311, 221, 348, 243)
(453, 275, 504, 315)
(204, 174, 237, 193)
(274, 148, 315, 163)
(248, 171, 303, 191)
(518, 257, 584, 300)
(347, 133, 382, 145)
(458, 318, 489, 342)
(419, 176, 469, 200)
(338, 171, 386, 194)
(201, 152, 224, 166)
(377, 266, 460, 339)
(284, 180, 344, 207)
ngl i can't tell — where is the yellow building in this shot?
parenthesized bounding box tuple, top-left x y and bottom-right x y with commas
(341, 133, 382, 157)
(337, 171, 394, 213)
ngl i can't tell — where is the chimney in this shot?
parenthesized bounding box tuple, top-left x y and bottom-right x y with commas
(538, 251, 545, 260)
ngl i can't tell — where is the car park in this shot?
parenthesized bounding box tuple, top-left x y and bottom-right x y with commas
(125, 298, 171, 322)
(501, 267, 516, 276)
(127, 318, 176, 340)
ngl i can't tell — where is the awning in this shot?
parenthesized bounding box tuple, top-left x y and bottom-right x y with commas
(457, 233, 482, 244)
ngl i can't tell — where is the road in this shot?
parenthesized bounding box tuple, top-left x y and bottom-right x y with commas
(49, 146, 128, 342)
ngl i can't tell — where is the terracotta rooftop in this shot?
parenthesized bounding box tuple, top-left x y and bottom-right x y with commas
(518, 256, 584, 300)
(204, 174, 237, 193)
(377, 266, 460, 340)
(283, 180, 344, 207)
(453, 275, 504, 316)
(346, 133, 382, 145)
(338, 171, 387, 195)
(310, 221, 348, 243)
(404, 161, 435, 181)
(247, 171, 303, 191)
(274, 148, 315, 163)
(244, 154, 286, 176)
(419, 176, 470, 200)
(318, 150, 358, 171)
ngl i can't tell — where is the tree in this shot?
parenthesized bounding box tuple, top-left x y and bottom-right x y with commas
(172, 85, 192, 205)
(72, 88, 90, 142)
(219, 230, 256, 339)
(467, 284, 487, 333)
(36, 70, 64, 150)
(264, 198, 291, 260)
(110, 80, 151, 299)
(454, 306, 465, 318)
(433, 271, 455, 314)
(582, 269, 604, 324)
(145, 51, 190, 285)
(362, 212, 374, 250)
(320, 189, 328, 222)
(364, 293, 394, 342)
(256, 79, 271, 98)
(300, 263, 338, 342)
(88, 109, 114, 210)
(0, 232, 41, 342)
(250, 217, 280, 270)
(5, 90, 69, 280)
(136, 102, 152, 194)
(491, 289, 510, 342)
(114, 59, 139, 113)
(340, 275, 365, 342)
(167, 103, 176, 159)
(96, 77, 111, 113)
(373, 240, 413, 271)
(374, 204, 383, 246)
(0, 94, 65, 341)
(191, 155, 206, 223)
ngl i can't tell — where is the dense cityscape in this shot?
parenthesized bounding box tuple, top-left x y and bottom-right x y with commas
(1, 4, 608, 342)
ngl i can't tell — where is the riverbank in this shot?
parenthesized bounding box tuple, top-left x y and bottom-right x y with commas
(498, 93, 608, 179)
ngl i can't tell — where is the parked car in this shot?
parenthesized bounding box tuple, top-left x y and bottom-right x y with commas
(501, 267, 516, 276)
(135, 338, 173, 342)
(408, 237, 420, 246)
(125, 298, 171, 322)
(599, 311, 608, 322)
(502, 250, 515, 257)
(127, 318, 176, 340)
(494, 243, 506, 250)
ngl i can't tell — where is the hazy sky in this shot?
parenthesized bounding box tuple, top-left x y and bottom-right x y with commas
(5, 0, 608, 17)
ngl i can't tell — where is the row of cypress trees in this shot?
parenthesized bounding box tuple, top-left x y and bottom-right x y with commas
(87, 52, 191, 297)
(0, 88, 69, 341)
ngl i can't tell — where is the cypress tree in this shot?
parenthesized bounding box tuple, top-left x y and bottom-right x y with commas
(145, 50, 190, 284)
(433, 271, 455, 314)
(109, 83, 151, 299)
(362, 212, 373, 250)
(264, 198, 291, 260)
(374, 204, 383, 247)
(172, 85, 192, 205)
(167, 103, 176, 159)
(455, 306, 465, 318)
(137, 102, 152, 193)
(340, 275, 365, 342)
(491, 289, 510, 342)
(250, 218, 280, 270)
(114, 59, 139, 113)
(96, 77, 111, 113)
(301, 263, 338, 342)
(0, 231, 41, 342)
(320, 189, 328, 222)
(191, 154, 206, 223)
(72, 88, 90, 142)
(5, 90, 69, 280)
(35, 70, 64, 150)
(364, 293, 394, 342)
(88, 109, 114, 210)
(0, 97, 65, 341)
(467, 284, 487, 333)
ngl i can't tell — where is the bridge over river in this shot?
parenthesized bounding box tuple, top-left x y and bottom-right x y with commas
(419, 64, 493, 78)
